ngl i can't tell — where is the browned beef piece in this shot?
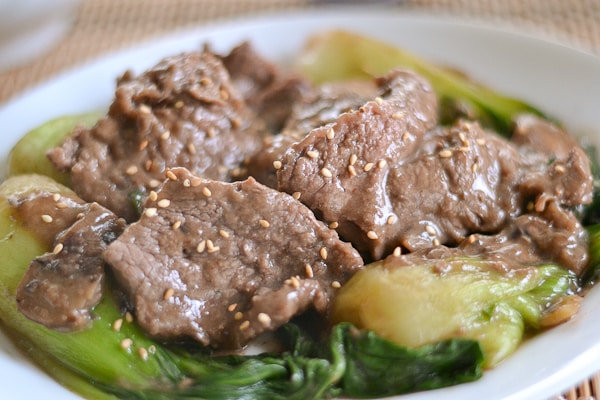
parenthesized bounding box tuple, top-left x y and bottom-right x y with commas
(48, 50, 263, 222)
(278, 70, 593, 263)
(512, 114, 593, 208)
(102, 167, 363, 349)
(245, 80, 379, 189)
(385, 198, 589, 276)
(13, 191, 125, 331)
(278, 69, 439, 259)
(221, 42, 312, 133)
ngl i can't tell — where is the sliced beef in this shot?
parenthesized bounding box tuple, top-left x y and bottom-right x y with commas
(220, 42, 312, 133)
(244, 80, 379, 189)
(12, 190, 125, 331)
(48, 50, 264, 221)
(278, 69, 439, 259)
(512, 114, 593, 207)
(103, 167, 363, 349)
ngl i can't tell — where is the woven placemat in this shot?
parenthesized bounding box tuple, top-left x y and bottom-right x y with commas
(1, 1, 600, 399)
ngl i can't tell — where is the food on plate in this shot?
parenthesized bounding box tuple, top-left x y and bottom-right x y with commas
(0, 29, 598, 399)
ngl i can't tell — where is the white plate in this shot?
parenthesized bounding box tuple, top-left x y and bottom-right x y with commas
(1, 7, 600, 400)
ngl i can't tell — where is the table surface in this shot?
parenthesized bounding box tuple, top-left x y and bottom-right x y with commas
(1, 1, 599, 399)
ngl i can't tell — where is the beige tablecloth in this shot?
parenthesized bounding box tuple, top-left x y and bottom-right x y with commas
(1, 1, 599, 398)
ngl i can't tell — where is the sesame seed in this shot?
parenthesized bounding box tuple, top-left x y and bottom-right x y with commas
(329, 221, 339, 229)
(120, 338, 133, 350)
(191, 178, 203, 187)
(433, 238, 441, 246)
(148, 191, 158, 201)
(220, 89, 230, 101)
(160, 131, 171, 140)
(172, 220, 182, 230)
(52, 193, 61, 202)
(439, 149, 453, 158)
(227, 303, 238, 312)
(52, 243, 64, 255)
(165, 170, 178, 181)
(234, 312, 244, 320)
(320, 247, 328, 260)
(139, 104, 151, 114)
(125, 311, 134, 323)
(207, 127, 216, 138)
(239, 321, 250, 331)
(76, 212, 84, 219)
(306, 150, 319, 159)
(386, 215, 397, 225)
(157, 199, 171, 208)
(174, 100, 184, 108)
(202, 187, 212, 197)
(139, 140, 149, 151)
(145, 208, 158, 217)
(466, 235, 476, 244)
(231, 117, 242, 129)
(112, 318, 123, 332)
(392, 112, 404, 120)
(305, 264, 314, 278)
(393, 247, 402, 257)
(206, 240, 220, 253)
(326, 127, 335, 140)
(257, 313, 271, 327)
(476, 138, 487, 146)
(292, 192, 301, 200)
(163, 288, 175, 301)
(472, 162, 479, 173)
(138, 347, 149, 361)
(331, 281, 341, 289)
(259, 219, 270, 228)
(41, 214, 53, 223)
(367, 230, 379, 240)
(425, 225, 436, 235)
(375, 97, 384, 105)
(458, 132, 467, 144)
(363, 163, 374, 172)
(144, 160, 153, 171)
(149, 179, 161, 188)
(349, 154, 357, 165)
(56, 202, 68, 209)
(196, 240, 206, 253)
(273, 160, 283, 170)
(289, 276, 300, 288)
(458, 146, 470, 152)
(200, 77, 212, 86)
(402, 131, 411, 141)
(219, 230, 230, 238)
(187, 143, 197, 154)
(321, 167, 333, 178)
(377, 160, 387, 168)
(347, 165, 357, 176)
(555, 164, 566, 174)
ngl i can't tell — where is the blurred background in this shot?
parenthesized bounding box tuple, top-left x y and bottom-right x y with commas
(0, 0, 599, 104)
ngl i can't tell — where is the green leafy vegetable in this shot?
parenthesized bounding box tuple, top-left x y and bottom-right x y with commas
(295, 30, 546, 135)
(332, 256, 579, 368)
(0, 174, 484, 399)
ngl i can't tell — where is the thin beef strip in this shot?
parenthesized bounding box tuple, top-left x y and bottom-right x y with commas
(13, 189, 125, 331)
(278, 69, 439, 259)
(220, 41, 312, 133)
(245, 79, 379, 189)
(103, 167, 363, 349)
(48, 50, 264, 222)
